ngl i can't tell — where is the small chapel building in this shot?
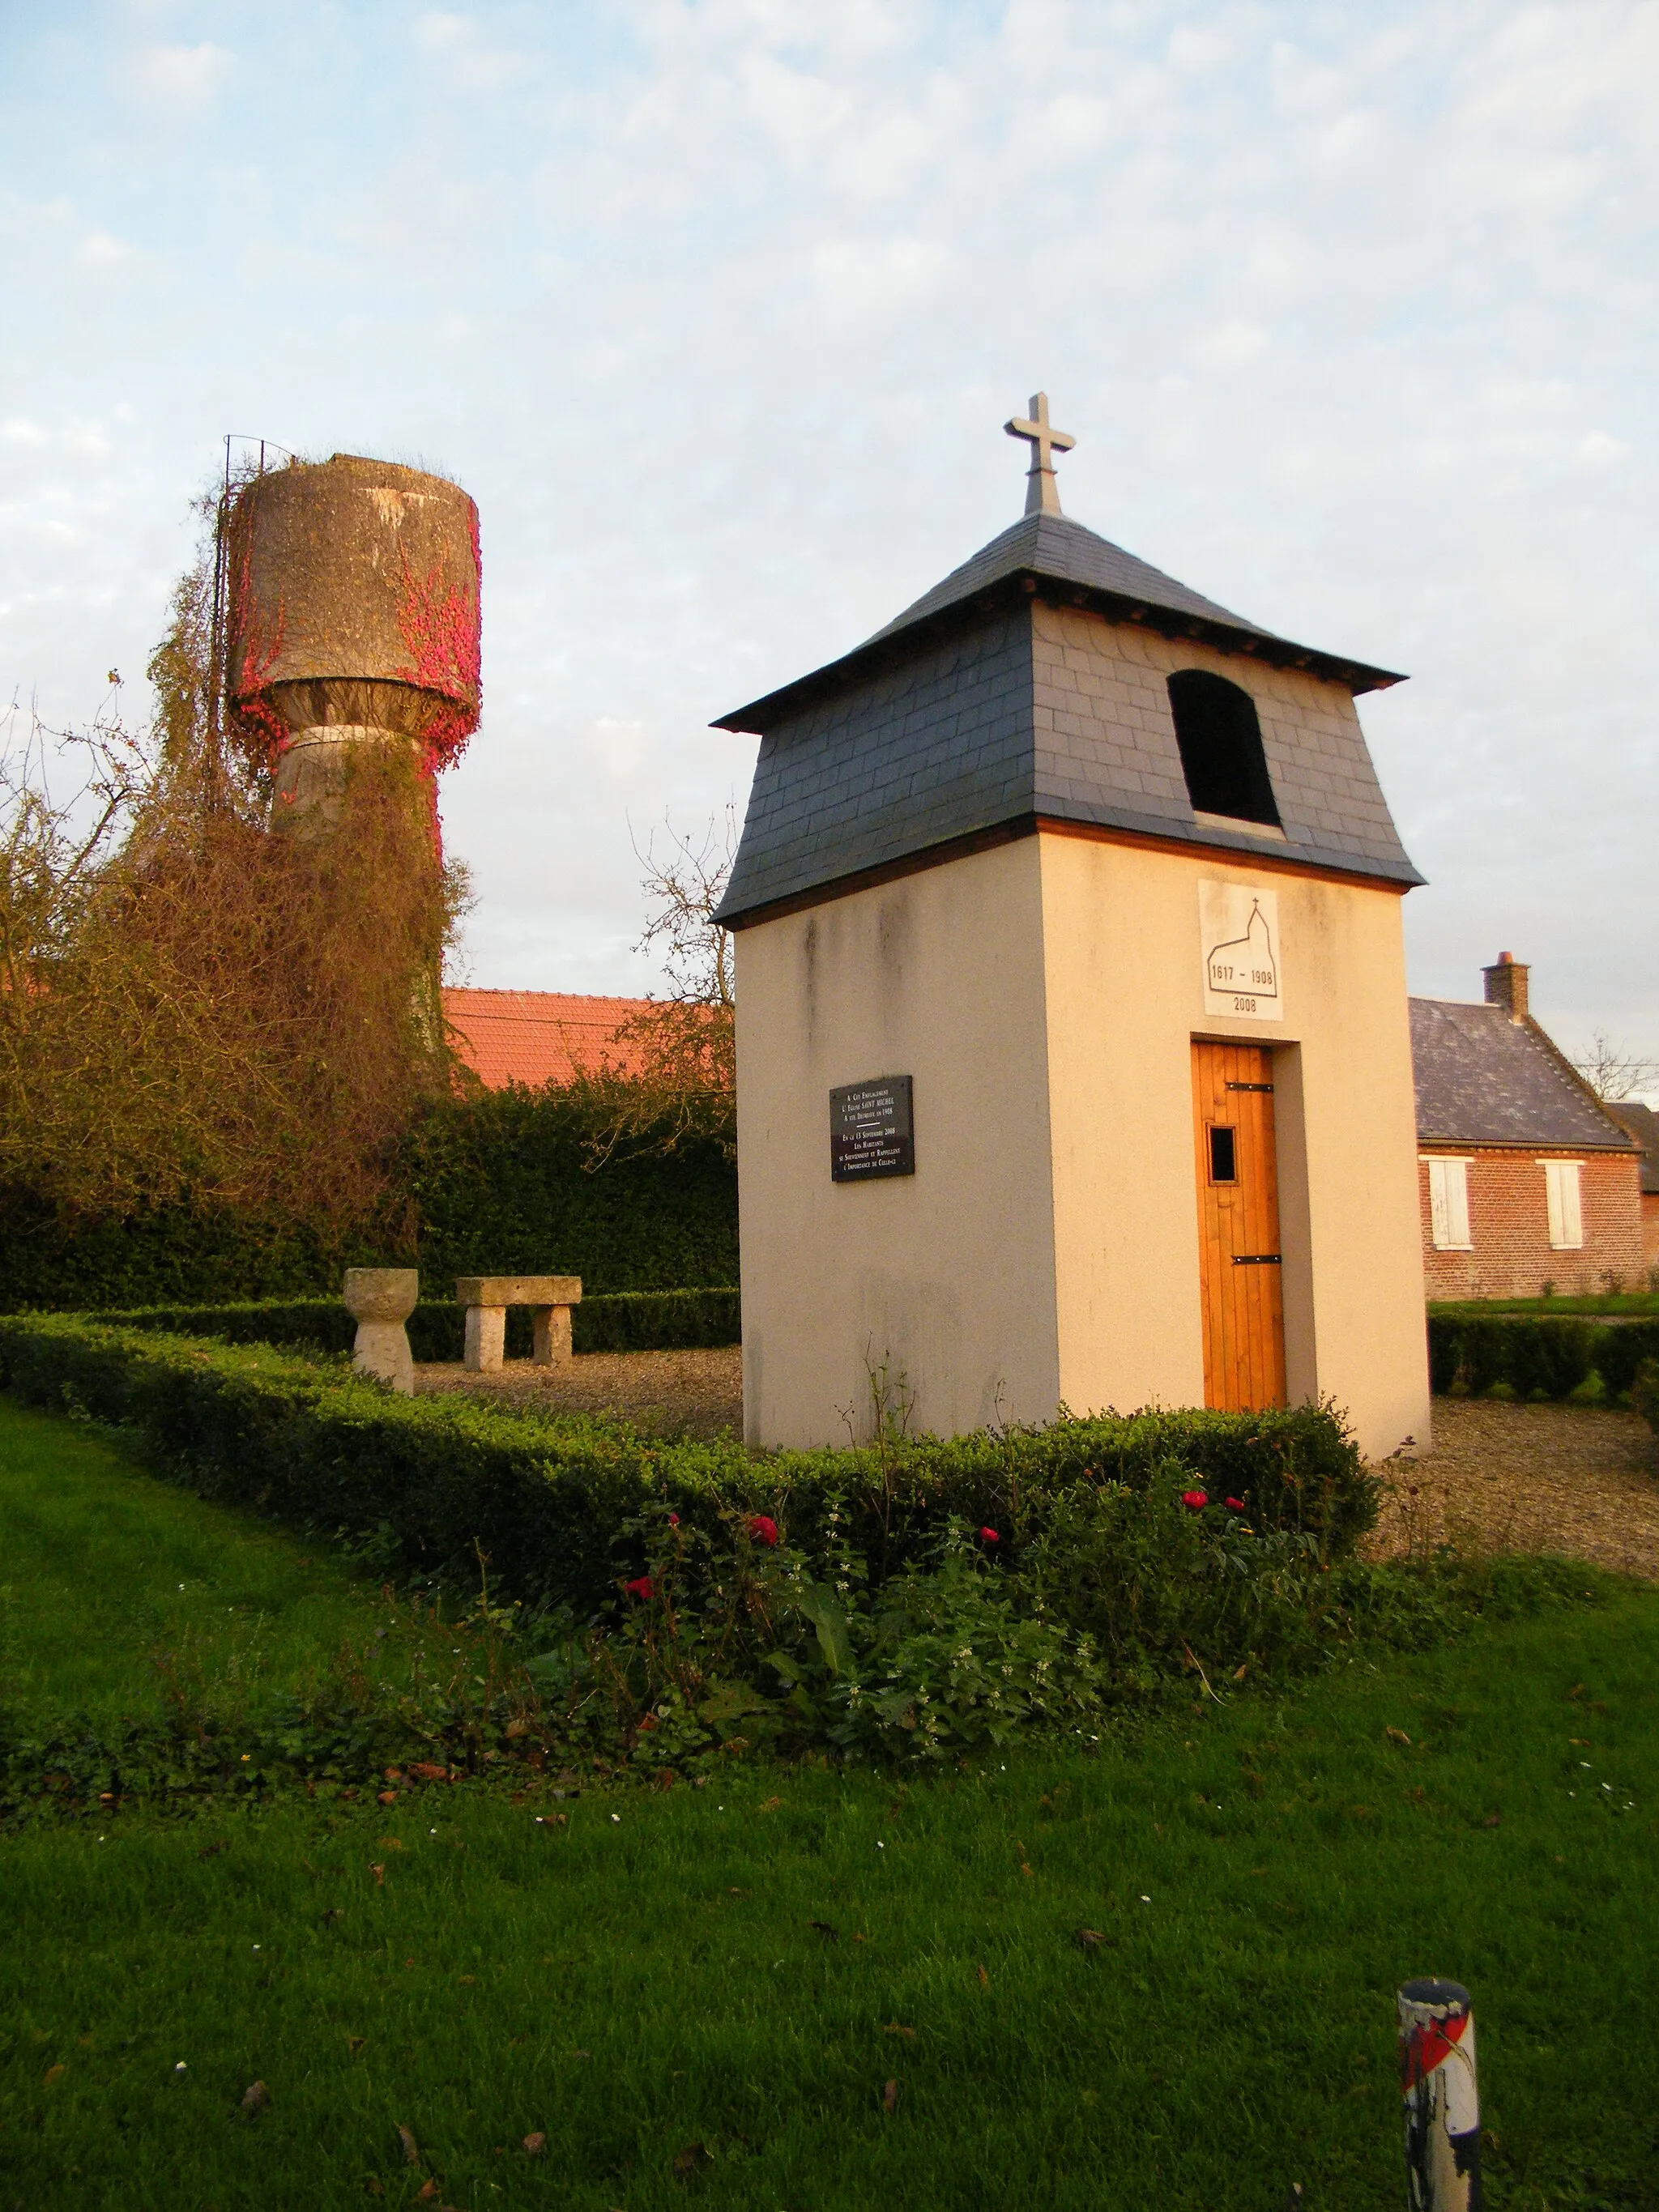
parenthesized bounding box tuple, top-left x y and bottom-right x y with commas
(714, 399, 1431, 1462)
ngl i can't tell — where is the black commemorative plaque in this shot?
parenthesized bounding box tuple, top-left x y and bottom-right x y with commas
(830, 1076, 915, 1183)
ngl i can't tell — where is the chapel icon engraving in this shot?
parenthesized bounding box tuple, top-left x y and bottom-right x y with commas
(1205, 897, 1279, 1004)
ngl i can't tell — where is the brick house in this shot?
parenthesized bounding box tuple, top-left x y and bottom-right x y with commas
(1604, 1100, 1659, 1272)
(1411, 954, 1645, 1298)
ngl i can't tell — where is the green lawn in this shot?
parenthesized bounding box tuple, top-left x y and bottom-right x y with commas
(0, 1398, 414, 1724)
(3, 1400, 1658, 2210)
(1429, 1293, 1659, 1317)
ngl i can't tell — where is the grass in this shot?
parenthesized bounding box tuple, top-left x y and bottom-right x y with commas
(4, 1404, 1659, 2209)
(1429, 1293, 1659, 1317)
(0, 1399, 416, 1725)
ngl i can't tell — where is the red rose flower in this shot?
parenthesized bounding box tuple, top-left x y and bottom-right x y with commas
(748, 1515, 779, 1548)
(1225, 1497, 1247, 1512)
(979, 1526, 1000, 1544)
(667, 1512, 680, 1527)
(624, 1575, 655, 1600)
(1180, 1490, 1208, 1511)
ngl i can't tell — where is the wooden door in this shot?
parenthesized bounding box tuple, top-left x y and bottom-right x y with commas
(1192, 1040, 1287, 1411)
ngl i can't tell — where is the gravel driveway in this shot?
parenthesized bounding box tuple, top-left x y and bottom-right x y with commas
(416, 1346, 744, 1441)
(1371, 1399, 1659, 1581)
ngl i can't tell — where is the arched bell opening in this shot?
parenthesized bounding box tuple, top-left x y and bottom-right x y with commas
(1167, 669, 1281, 828)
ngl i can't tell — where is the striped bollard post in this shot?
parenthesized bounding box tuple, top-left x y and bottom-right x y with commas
(1398, 1978, 1482, 2211)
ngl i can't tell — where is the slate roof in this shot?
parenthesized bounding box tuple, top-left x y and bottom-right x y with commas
(443, 989, 650, 1090)
(1605, 1101, 1659, 1194)
(1410, 998, 1640, 1153)
(719, 513, 1404, 739)
(714, 508, 1418, 925)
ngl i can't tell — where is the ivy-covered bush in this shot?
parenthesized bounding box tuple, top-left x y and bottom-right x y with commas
(0, 1316, 1375, 1625)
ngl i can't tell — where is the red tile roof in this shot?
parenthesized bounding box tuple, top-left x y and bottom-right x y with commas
(442, 987, 653, 1092)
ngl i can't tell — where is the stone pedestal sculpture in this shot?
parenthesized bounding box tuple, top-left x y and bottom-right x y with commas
(343, 1268, 420, 1395)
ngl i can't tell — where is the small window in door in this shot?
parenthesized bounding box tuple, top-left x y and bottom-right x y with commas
(1208, 1125, 1238, 1183)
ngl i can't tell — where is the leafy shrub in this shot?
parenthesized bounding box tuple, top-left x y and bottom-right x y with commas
(576, 1287, 740, 1353)
(1589, 1323, 1659, 1397)
(0, 1086, 739, 1314)
(85, 1288, 742, 1361)
(0, 1316, 1375, 1624)
(403, 1085, 737, 1295)
(1427, 1315, 1659, 1400)
(1634, 1360, 1659, 1439)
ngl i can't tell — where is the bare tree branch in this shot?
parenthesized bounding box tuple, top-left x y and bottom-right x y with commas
(1570, 1031, 1659, 1104)
(572, 808, 737, 1165)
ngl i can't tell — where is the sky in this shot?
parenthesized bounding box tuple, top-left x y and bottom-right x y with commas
(2, 0, 1655, 1071)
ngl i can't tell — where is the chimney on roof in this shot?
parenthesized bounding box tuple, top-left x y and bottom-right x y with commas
(1483, 950, 1529, 1024)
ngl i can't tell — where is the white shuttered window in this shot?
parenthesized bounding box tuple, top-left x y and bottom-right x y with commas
(1544, 1160, 1584, 1250)
(1424, 1157, 1472, 1250)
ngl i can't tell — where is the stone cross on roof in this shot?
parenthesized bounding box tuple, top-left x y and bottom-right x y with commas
(1004, 390, 1076, 517)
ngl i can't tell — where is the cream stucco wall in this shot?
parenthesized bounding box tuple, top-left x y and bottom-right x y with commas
(1037, 833, 1430, 1460)
(736, 829, 1430, 1462)
(734, 837, 1062, 1449)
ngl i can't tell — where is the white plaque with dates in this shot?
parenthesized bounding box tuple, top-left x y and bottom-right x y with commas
(1200, 881, 1283, 1021)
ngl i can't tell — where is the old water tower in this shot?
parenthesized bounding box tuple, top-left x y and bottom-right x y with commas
(225, 452, 480, 829)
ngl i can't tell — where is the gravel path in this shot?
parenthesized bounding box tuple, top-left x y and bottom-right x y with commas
(416, 1354, 1659, 1577)
(1371, 1400, 1659, 1580)
(415, 1346, 744, 1441)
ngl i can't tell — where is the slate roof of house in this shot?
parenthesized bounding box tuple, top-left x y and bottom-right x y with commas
(443, 989, 650, 1091)
(713, 509, 1417, 926)
(1410, 998, 1640, 1153)
(1605, 1101, 1659, 1194)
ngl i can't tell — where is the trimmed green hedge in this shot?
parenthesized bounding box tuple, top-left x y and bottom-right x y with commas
(403, 1088, 737, 1295)
(1427, 1313, 1659, 1401)
(0, 1315, 1375, 1618)
(0, 1190, 367, 1315)
(0, 1088, 739, 1315)
(86, 1289, 742, 1360)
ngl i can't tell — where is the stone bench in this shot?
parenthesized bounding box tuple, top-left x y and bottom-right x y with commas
(456, 1275, 582, 1373)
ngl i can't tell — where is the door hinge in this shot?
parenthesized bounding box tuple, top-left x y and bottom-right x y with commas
(1231, 1254, 1282, 1265)
(1226, 1080, 1274, 1093)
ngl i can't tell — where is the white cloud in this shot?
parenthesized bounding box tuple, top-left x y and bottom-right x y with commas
(412, 12, 527, 94)
(808, 234, 953, 326)
(76, 230, 130, 270)
(1194, 319, 1270, 370)
(126, 42, 232, 112)
(1577, 431, 1629, 466)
